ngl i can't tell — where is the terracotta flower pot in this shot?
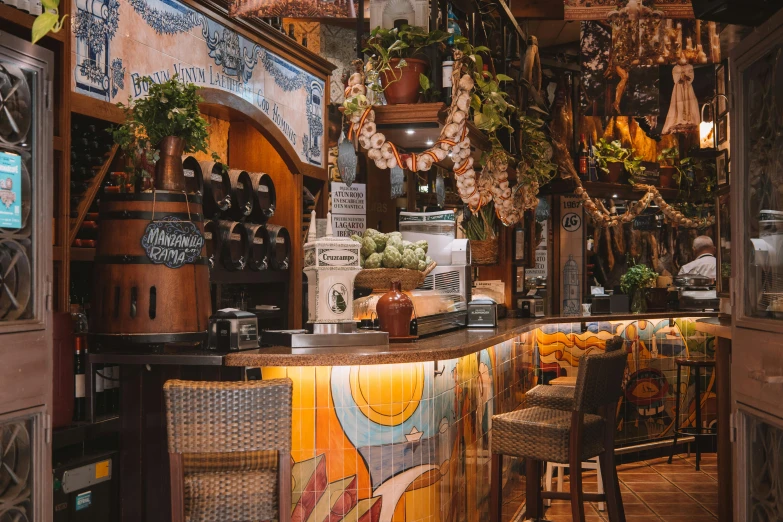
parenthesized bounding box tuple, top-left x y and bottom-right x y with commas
(155, 136, 186, 192)
(381, 58, 428, 105)
(376, 280, 414, 338)
(598, 162, 625, 183)
(659, 166, 676, 188)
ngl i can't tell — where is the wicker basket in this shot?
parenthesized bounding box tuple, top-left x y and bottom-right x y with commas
(354, 262, 436, 292)
(470, 238, 499, 265)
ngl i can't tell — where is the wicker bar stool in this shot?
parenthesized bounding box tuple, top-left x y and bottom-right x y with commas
(490, 343, 628, 522)
(164, 378, 293, 522)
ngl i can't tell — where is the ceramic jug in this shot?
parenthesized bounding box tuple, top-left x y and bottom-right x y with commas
(376, 281, 414, 338)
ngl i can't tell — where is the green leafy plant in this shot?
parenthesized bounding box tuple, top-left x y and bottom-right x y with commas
(110, 75, 215, 183)
(364, 25, 449, 93)
(679, 155, 717, 200)
(593, 138, 645, 178)
(517, 116, 556, 186)
(418, 74, 441, 103)
(452, 35, 516, 150)
(460, 202, 497, 240)
(620, 263, 658, 295)
(657, 146, 679, 167)
(32, 0, 68, 44)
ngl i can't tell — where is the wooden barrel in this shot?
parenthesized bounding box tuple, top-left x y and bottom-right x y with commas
(90, 191, 211, 345)
(265, 224, 290, 270)
(217, 220, 249, 271)
(227, 169, 254, 220)
(247, 172, 276, 223)
(244, 223, 270, 271)
(203, 219, 219, 270)
(198, 160, 232, 218)
(182, 155, 204, 196)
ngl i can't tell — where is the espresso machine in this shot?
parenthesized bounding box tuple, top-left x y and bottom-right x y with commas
(261, 212, 388, 347)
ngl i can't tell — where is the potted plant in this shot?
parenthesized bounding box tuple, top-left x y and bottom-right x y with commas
(460, 202, 498, 265)
(657, 146, 679, 188)
(593, 139, 645, 183)
(112, 75, 214, 191)
(365, 25, 449, 105)
(620, 263, 658, 313)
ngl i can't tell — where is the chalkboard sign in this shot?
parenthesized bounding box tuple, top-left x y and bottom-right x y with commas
(141, 216, 204, 269)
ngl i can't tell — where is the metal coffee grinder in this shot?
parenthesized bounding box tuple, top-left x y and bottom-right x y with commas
(261, 212, 388, 347)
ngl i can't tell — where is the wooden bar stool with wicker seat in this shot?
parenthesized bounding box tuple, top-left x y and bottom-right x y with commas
(489, 341, 628, 522)
(164, 378, 293, 522)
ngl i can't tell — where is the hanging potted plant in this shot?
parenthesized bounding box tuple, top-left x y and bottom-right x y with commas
(460, 202, 499, 265)
(111, 75, 214, 191)
(365, 25, 449, 105)
(518, 115, 557, 188)
(620, 263, 658, 313)
(657, 146, 679, 189)
(593, 138, 644, 183)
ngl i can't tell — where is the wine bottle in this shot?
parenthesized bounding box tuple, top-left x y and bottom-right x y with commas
(288, 24, 295, 38)
(588, 135, 597, 182)
(578, 134, 588, 180)
(442, 60, 454, 105)
(73, 336, 86, 422)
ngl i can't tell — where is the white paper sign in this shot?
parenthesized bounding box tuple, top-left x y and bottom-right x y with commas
(332, 215, 366, 238)
(331, 182, 366, 215)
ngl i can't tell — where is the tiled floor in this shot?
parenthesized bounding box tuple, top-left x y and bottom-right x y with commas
(502, 452, 719, 521)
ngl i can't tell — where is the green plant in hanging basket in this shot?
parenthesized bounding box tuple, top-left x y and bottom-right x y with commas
(518, 115, 556, 187)
(111, 75, 215, 183)
(460, 202, 497, 240)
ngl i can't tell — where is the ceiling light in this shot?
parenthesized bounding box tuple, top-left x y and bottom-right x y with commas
(612, 194, 618, 198)
(426, 139, 434, 146)
(406, 129, 415, 135)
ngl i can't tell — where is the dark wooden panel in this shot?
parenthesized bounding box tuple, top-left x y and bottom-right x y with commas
(716, 336, 733, 522)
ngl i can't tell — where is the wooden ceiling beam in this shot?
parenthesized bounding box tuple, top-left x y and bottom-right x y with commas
(510, 0, 565, 20)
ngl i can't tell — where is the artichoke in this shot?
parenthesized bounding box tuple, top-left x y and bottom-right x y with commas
(373, 232, 388, 252)
(387, 235, 404, 253)
(360, 254, 366, 268)
(402, 240, 413, 250)
(365, 253, 383, 269)
(413, 247, 426, 261)
(402, 249, 419, 270)
(388, 231, 402, 240)
(414, 240, 428, 253)
(382, 246, 402, 268)
(425, 255, 433, 266)
(351, 234, 363, 243)
(364, 228, 380, 238)
(361, 236, 376, 257)
(418, 259, 427, 271)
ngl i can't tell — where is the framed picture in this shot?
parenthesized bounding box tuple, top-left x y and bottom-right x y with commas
(515, 266, 526, 293)
(716, 62, 728, 116)
(717, 115, 729, 145)
(716, 149, 729, 186)
(514, 226, 525, 262)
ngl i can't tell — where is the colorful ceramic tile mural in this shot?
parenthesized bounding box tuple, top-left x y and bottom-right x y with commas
(258, 318, 714, 522)
(70, 0, 326, 167)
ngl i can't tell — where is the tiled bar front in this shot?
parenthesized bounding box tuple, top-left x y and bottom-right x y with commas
(243, 317, 715, 522)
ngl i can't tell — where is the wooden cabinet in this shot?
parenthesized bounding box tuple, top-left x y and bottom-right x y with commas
(730, 8, 783, 521)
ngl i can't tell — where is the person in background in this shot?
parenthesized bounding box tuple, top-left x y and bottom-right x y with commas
(679, 235, 717, 279)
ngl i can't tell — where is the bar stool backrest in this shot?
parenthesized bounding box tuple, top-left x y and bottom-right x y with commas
(164, 379, 292, 455)
(573, 338, 628, 413)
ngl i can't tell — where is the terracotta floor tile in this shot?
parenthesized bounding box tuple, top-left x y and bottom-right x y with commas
(661, 515, 718, 522)
(675, 481, 722, 493)
(649, 502, 713, 516)
(700, 503, 719, 516)
(618, 473, 669, 482)
(660, 472, 712, 483)
(544, 516, 604, 522)
(622, 517, 662, 522)
(622, 503, 657, 516)
(617, 491, 643, 504)
(688, 492, 719, 505)
(624, 481, 683, 493)
(636, 491, 695, 504)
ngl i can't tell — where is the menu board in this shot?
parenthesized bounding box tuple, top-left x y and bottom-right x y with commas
(0, 152, 22, 230)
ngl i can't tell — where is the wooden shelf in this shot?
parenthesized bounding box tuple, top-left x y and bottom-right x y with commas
(539, 178, 681, 201)
(69, 144, 119, 245)
(52, 416, 121, 451)
(70, 247, 96, 262)
(71, 92, 125, 124)
(0, 3, 67, 42)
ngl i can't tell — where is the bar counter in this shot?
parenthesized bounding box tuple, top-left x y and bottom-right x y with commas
(109, 312, 720, 522)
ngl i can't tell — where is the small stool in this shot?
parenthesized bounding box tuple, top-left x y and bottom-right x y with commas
(668, 358, 716, 470)
(545, 457, 605, 511)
